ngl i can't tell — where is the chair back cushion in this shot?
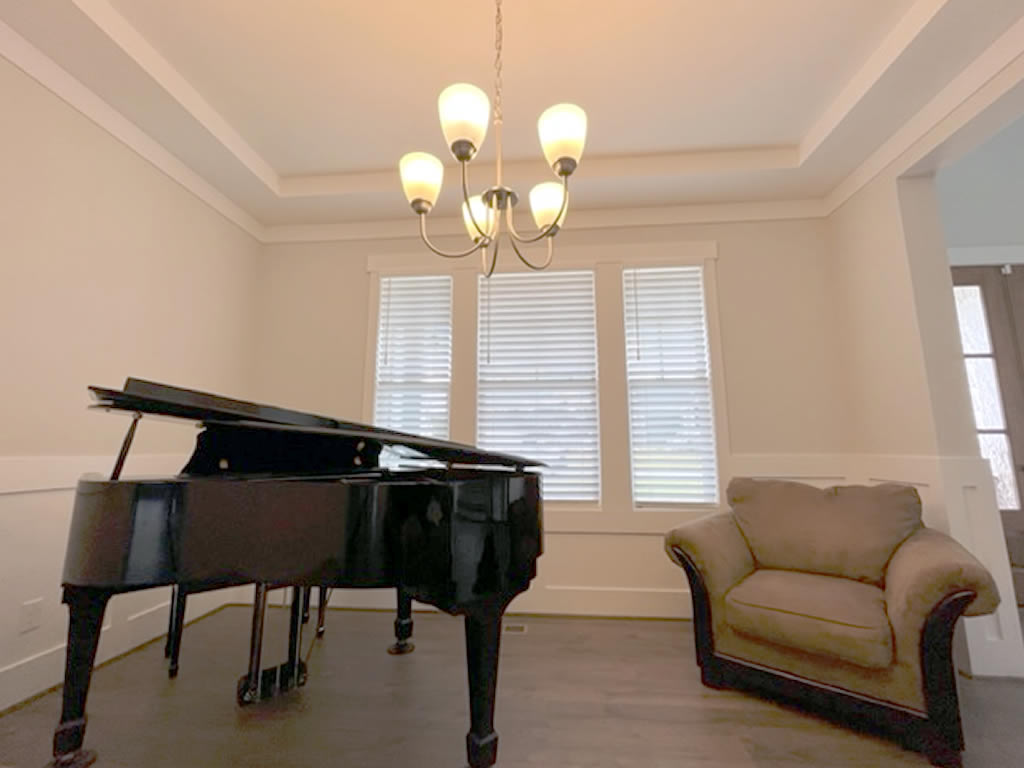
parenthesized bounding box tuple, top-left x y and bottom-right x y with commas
(727, 478, 923, 585)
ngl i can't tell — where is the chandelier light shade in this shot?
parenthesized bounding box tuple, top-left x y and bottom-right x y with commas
(397, 0, 587, 275)
(462, 195, 498, 242)
(399, 152, 444, 211)
(538, 103, 588, 173)
(529, 182, 568, 230)
(438, 84, 491, 156)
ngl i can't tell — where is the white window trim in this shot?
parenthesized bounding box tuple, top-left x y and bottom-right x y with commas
(363, 238, 732, 534)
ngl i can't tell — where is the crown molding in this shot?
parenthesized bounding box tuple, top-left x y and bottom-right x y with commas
(71, 0, 279, 192)
(824, 13, 1024, 215)
(799, 0, 950, 162)
(0, 17, 266, 241)
(263, 199, 828, 245)
(947, 245, 1024, 266)
(277, 146, 801, 199)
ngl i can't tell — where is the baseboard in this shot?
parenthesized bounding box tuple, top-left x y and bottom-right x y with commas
(508, 584, 691, 618)
(0, 587, 243, 713)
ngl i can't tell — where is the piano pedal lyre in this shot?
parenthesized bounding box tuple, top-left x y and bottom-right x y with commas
(236, 584, 308, 707)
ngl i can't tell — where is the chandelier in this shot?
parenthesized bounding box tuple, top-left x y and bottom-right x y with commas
(397, 0, 587, 275)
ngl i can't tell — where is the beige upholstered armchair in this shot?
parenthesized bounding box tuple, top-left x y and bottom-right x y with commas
(664, 478, 1000, 768)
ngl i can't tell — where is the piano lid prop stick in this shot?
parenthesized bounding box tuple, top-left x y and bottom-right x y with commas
(110, 412, 142, 481)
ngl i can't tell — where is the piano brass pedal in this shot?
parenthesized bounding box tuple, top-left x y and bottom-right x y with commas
(278, 661, 295, 692)
(260, 667, 278, 699)
(46, 748, 98, 768)
(236, 676, 256, 707)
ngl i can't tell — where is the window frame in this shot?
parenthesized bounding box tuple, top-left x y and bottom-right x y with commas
(363, 238, 731, 534)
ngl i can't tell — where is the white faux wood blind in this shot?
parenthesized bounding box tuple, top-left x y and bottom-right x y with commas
(374, 275, 452, 440)
(477, 271, 600, 501)
(623, 266, 718, 504)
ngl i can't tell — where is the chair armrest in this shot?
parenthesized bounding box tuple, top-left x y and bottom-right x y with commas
(885, 528, 1000, 637)
(664, 512, 755, 597)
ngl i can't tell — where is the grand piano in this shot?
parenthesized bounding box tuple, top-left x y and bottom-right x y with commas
(49, 379, 543, 768)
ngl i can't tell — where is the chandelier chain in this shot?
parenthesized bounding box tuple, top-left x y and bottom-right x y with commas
(494, 0, 503, 123)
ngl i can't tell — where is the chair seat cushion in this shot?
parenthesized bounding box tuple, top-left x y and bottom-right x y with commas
(724, 570, 894, 669)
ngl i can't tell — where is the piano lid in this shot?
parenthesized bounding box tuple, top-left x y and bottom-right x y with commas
(90, 378, 543, 469)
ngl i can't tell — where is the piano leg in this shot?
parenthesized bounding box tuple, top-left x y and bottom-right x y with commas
(164, 584, 177, 658)
(237, 583, 268, 706)
(280, 586, 305, 691)
(301, 586, 312, 625)
(316, 586, 327, 638)
(463, 600, 507, 768)
(48, 587, 112, 768)
(167, 586, 187, 678)
(387, 587, 415, 655)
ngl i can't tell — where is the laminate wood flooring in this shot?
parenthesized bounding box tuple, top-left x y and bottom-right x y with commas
(2, 606, 1023, 768)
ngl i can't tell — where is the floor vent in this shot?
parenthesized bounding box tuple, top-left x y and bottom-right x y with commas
(503, 623, 527, 634)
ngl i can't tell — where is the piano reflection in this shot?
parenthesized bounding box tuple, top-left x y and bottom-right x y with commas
(48, 379, 543, 768)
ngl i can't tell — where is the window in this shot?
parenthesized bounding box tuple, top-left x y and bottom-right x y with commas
(953, 285, 1020, 509)
(477, 271, 600, 501)
(623, 266, 718, 504)
(373, 275, 452, 440)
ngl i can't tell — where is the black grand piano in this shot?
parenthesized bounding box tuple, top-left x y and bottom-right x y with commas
(49, 379, 543, 768)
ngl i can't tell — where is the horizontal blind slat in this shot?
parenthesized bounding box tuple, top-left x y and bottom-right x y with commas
(478, 270, 600, 501)
(624, 266, 718, 504)
(374, 276, 453, 451)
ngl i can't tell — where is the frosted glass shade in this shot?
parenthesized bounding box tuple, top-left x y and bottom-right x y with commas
(530, 182, 567, 230)
(461, 195, 497, 241)
(538, 103, 587, 168)
(438, 83, 490, 152)
(399, 152, 443, 207)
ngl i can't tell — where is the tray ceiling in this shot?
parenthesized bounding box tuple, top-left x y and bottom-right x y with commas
(1, 0, 1023, 235)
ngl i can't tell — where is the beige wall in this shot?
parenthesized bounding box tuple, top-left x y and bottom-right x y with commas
(0, 56, 259, 710)
(255, 217, 845, 458)
(251, 240, 373, 421)
(0, 57, 260, 458)
(827, 173, 939, 455)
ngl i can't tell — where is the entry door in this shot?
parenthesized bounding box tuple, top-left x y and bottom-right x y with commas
(951, 267, 1024, 528)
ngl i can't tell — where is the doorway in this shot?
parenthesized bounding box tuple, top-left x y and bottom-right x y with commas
(951, 266, 1024, 605)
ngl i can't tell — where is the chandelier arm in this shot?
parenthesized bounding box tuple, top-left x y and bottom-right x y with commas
(460, 161, 493, 241)
(418, 214, 487, 259)
(509, 232, 554, 271)
(481, 236, 501, 277)
(505, 176, 570, 244)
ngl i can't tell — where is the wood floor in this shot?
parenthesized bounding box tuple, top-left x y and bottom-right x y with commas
(2, 605, 1023, 768)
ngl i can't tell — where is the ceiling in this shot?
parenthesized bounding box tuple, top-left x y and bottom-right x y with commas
(2, 0, 1023, 236)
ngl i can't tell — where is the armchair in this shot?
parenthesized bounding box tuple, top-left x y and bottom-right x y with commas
(665, 478, 1000, 767)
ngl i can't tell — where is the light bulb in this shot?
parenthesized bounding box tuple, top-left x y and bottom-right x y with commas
(399, 152, 443, 211)
(438, 84, 490, 159)
(538, 103, 587, 174)
(462, 195, 497, 241)
(529, 182, 567, 230)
